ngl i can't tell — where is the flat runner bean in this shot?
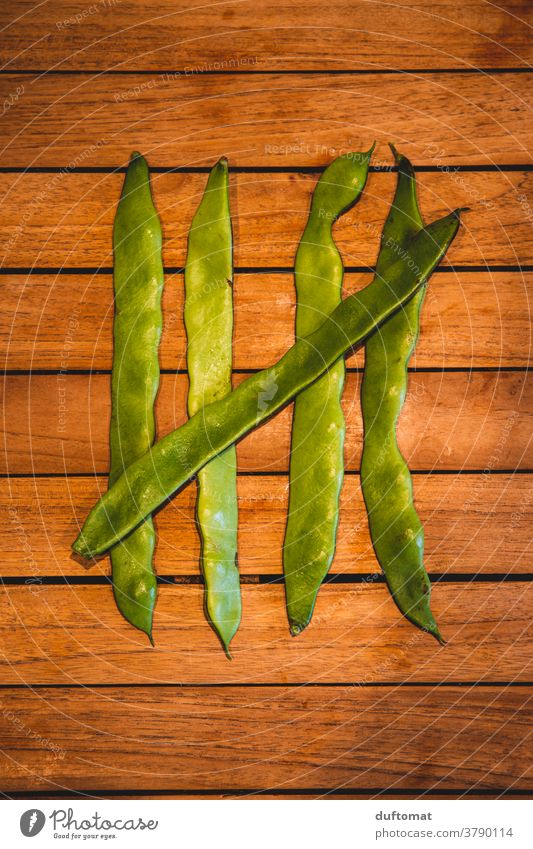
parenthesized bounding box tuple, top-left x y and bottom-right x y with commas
(107, 152, 164, 642)
(284, 150, 372, 636)
(360, 146, 465, 641)
(72, 209, 463, 560)
(184, 158, 240, 656)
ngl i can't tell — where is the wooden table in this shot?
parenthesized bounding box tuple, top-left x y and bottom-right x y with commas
(0, 0, 531, 800)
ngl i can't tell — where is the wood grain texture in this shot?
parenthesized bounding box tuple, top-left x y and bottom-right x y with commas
(10, 793, 525, 800)
(2, 272, 531, 370)
(2, 1, 531, 71)
(0, 171, 530, 268)
(2, 372, 531, 474)
(1, 0, 531, 800)
(0, 686, 530, 792)
(0, 583, 531, 684)
(1, 474, 531, 577)
(1, 72, 531, 167)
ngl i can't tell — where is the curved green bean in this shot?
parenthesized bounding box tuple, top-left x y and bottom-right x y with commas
(361, 145, 464, 642)
(72, 208, 463, 560)
(284, 150, 372, 636)
(184, 158, 240, 656)
(108, 151, 164, 642)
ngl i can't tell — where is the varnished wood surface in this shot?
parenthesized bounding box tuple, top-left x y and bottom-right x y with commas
(1, 72, 531, 167)
(1, 171, 531, 267)
(2, 272, 531, 370)
(2, 371, 531, 473)
(0, 686, 530, 792)
(0, 584, 531, 684)
(11, 793, 526, 800)
(2, 474, 531, 576)
(2, 1, 531, 71)
(4, 792, 528, 799)
(0, 0, 531, 800)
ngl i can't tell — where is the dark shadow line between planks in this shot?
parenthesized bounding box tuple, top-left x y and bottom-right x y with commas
(1, 574, 531, 586)
(1, 165, 532, 174)
(1, 788, 531, 800)
(0, 682, 531, 690)
(1, 469, 532, 479)
(1, 266, 532, 275)
(2, 367, 530, 376)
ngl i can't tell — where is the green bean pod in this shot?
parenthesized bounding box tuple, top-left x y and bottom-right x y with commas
(284, 150, 372, 635)
(361, 145, 464, 642)
(184, 158, 240, 656)
(72, 209, 463, 560)
(108, 151, 164, 642)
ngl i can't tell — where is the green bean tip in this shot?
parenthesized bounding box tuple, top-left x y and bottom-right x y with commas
(70, 542, 96, 568)
(423, 623, 446, 646)
(388, 142, 400, 162)
(71, 536, 89, 559)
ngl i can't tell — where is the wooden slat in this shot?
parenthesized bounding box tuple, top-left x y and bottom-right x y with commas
(17, 793, 526, 800)
(1, 474, 531, 577)
(0, 171, 530, 268)
(2, 372, 531, 474)
(1, 0, 530, 802)
(0, 583, 531, 683)
(1, 73, 531, 167)
(0, 686, 530, 792)
(2, 272, 531, 370)
(1, 1, 531, 71)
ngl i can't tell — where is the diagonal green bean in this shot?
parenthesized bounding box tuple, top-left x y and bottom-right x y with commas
(284, 150, 372, 636)
(184, 158, 240, 656)
(108, 151, 164, 642)
(360, 146, 465, 642)
(72, 209, 463, 561)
